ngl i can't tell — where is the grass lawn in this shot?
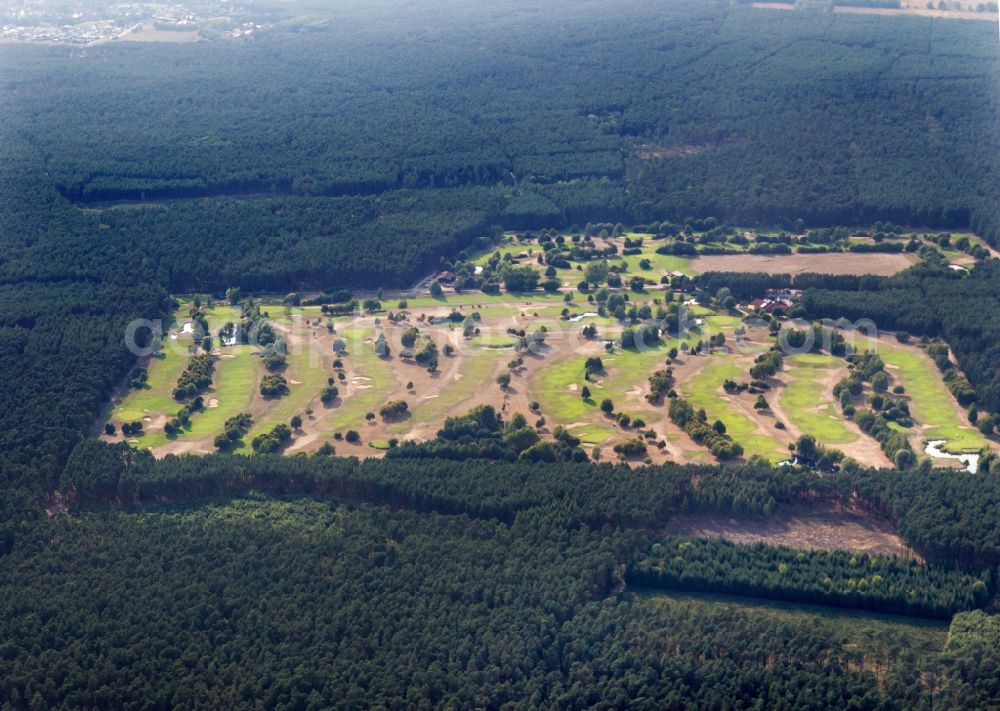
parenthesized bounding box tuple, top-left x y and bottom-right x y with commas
(878, 343, 987, 452)
(315, 327, 398, 437)
(781, 354, 857, 445)
(532, 355, 600, 424)
(247, 338, 332, 442)
(133, 345, 260, 449)
(684, 357, 788, 462)
(620, 250, 695, 277)
(388, 348, 507, 434)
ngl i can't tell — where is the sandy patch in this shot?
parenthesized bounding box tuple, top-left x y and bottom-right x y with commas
(207, 398, 219, 408)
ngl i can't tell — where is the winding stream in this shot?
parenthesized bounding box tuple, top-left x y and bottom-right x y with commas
(924, 440, 979, 473)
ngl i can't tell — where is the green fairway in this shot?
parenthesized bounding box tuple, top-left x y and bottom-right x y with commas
(112, 303, 259, 448)
(532, 354, 601, 425)
(314, 326, 399, 437)
(176, 346, 260, 444)
(531, 312, 744, 446)
(112, 348, 190, 423)
(878, 343, 987, 452)
(471, 241, 537, 266)
(131, 345, 260, 449)
(600, 342, 673, 398)
(388, 347, 507, 434)
(619, 250, 695, 277)
(403, 291, 567, 310)
(247, 339, 332, 441)
(683, 357, 787, 462)
(780, 354, 857, 445)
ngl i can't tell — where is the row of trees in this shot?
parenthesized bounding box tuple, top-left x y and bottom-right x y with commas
(630, 536, 991, 619)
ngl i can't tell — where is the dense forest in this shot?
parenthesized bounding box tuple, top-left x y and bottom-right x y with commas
(5, 497, 996, 709)
(0, 448, 992, 705)
(2, 0, 999, 291)
(1, 0, 1000, 706)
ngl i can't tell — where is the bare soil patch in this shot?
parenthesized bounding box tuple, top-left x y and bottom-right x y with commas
(664, 503, 921, 560)
(690, 253, 915, 276)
